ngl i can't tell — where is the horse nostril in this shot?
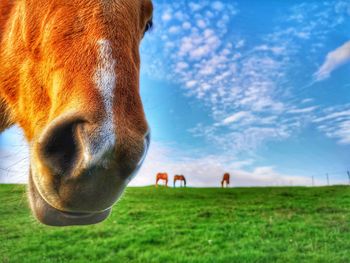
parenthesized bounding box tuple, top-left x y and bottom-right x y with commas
(39, 118, 84, 175)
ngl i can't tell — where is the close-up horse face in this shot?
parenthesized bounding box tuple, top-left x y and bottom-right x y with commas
(0, 0, 153, 226)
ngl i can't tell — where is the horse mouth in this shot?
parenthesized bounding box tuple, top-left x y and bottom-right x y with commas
(60, 211, 97, 218)
(28, 172, 111, 226)
(28, 132, 151, 226)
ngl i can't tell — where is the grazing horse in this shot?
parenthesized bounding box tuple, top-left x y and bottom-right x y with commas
(221, 173, 230, 188)
(173, 175, 186, 188)
(155, 173, 168, 187)
(0, 0, 153, 226)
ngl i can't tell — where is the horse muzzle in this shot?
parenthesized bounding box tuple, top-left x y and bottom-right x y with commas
(28, 173, 111, 226)
(28, 113, 150, 226)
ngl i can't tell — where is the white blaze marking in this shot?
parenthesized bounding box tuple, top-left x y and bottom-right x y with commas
(84, 39, 116, 166)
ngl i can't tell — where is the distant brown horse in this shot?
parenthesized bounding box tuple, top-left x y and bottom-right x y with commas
(221, 173, 230, 188)
(156, 173, 168, 187)
(174, 175, 186, 188)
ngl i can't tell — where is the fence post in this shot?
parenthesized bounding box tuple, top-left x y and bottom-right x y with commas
(326, 173, 329, 186)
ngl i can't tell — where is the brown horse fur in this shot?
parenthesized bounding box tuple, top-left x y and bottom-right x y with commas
(221, 173, 230, 188)
(155, 172, 168, 187)
(173, 175, 186, 187)
(0, 99, 13, 132)
(0, 0, 153, 226)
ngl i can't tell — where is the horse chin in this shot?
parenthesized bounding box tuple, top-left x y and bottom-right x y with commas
(28, 173, 111, 226)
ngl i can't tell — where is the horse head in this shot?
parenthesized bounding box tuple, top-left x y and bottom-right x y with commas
(0, 0, 153, 226)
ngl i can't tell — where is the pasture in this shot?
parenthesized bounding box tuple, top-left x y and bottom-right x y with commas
(1, 185, 349, 263)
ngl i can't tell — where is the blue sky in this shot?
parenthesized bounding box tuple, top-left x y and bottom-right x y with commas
(1, 0, 350, 186)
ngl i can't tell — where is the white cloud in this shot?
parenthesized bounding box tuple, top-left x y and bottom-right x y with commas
(189, 2, 203, 12)
(176, 62, 189, 71)
(169, 26, 181, 34)
(288, 106, 318, 114)
(0, 127, 29, 183)
(301, 98, 314, 104)
(335, 1, 350, 16)
(313, 105, 350, 145)
(211, 1, 224, 11)
(186, 80, 197, 88)
(254, 45, 285, 55)
(314, 40, 350, 81)
(222, 111, 252, 125)
(330, 121, 350, 144)
(295, 31, 310, 39)
(182, 22, 191, 30)
(196, 19, 206, 28)
(162, 11, 172, 22)
(235, 39, 245, 48)
(313, 109, 350, 123)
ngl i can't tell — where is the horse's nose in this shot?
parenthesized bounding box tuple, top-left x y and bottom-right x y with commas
(38, 116, 86, 175)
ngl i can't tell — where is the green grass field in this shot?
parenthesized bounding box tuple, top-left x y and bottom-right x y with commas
(1, 185, 349, 263)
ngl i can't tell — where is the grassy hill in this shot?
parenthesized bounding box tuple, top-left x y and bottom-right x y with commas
(1, 185, 349, 262)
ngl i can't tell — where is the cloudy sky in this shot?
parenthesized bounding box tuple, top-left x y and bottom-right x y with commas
(1, 0, 350, 186)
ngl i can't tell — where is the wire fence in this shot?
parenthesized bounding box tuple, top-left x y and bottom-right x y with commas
(309, 170, 350, 187)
